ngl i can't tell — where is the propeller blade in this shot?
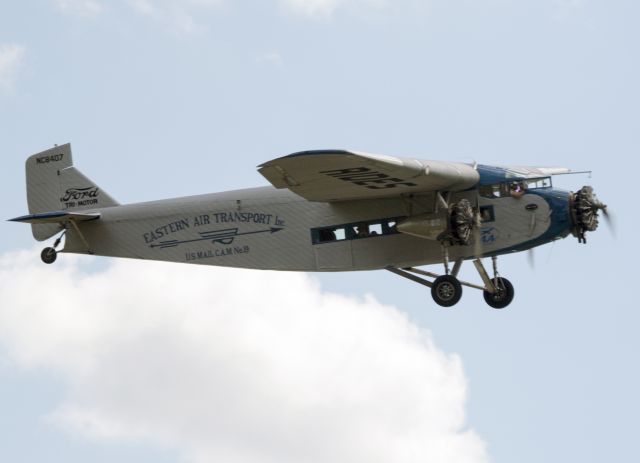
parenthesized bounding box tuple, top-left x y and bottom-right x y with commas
(473, 210, 483, 258)
(602, 207, 616, 238)
(527, 248, 535, 269)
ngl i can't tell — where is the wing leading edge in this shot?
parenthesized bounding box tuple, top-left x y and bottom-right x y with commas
(258, 150, 479, 202)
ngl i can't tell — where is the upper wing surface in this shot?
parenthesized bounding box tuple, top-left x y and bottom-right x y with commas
(258, 150, 479, 202)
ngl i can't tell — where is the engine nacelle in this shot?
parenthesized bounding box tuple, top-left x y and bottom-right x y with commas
(396, 198, 478, 244)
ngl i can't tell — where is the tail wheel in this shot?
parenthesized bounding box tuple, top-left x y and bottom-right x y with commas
(483, 277, 514, 309)
(431, 275, 463, 307)
(41, 247, 57, 264)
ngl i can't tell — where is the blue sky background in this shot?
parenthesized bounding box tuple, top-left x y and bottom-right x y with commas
(1, 1, 639, 462)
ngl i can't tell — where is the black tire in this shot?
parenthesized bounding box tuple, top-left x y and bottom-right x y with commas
(483, 277, 515, 309)
(41, 247, 57, 264)
(431, 275, 463, 307)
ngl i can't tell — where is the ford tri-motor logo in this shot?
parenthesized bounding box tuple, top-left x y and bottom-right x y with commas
(60, 187, 100, 207)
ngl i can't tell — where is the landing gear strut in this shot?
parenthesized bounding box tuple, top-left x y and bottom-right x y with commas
(430, 243, 464, 307)
(481, 256, 514, 309)
(386, 255, 515, 309)
(41, 232, 65, 265)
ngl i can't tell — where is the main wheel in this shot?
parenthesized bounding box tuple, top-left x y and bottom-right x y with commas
(41, 247, 57, 264)
(431, 275, 463, 307)
(483, 277, 514, 309)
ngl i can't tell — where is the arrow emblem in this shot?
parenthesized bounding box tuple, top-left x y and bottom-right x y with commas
(150, 227, 284, 249)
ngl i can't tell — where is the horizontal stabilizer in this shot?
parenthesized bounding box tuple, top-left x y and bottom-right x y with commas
(9, 211, 100, 224)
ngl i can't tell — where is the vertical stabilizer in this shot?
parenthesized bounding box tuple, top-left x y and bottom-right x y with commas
(25, 143, 119, 241)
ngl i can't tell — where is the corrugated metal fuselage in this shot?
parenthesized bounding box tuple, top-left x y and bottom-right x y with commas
(63, 185, 572, 271)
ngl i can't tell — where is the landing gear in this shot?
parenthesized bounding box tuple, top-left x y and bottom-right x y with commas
(483, 277, 514, 309)
(41, 247, 57, 264)
(430, 244, 463, 307)
(40, 231, 65, 265)
(431, 275, 463, 307)
(386, 254, 515, 309)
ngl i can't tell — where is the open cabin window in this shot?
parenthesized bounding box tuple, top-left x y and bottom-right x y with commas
(311, 217, 403, 244)
(479, 183, 511, 198)
(479, 205, 495, 223)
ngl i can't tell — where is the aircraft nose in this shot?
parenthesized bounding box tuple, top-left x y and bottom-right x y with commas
(569, 186, 611, 243)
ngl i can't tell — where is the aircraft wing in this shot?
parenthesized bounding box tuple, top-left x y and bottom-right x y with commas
(499, 165, 573, 177)
(258, 150, 479, 201)
(9, 211, 100, 224)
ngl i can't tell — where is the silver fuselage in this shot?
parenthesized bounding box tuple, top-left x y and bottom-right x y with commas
(63, 185, 572, 271)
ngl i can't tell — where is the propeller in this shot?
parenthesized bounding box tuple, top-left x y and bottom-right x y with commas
(448, 199, 486, 258)
(570, 186, 612, 243)
(450, 199, 475, 245)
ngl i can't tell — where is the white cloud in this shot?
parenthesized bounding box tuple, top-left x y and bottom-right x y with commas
(280, 0, 388, 18)
(53, 0, 104, 17)
(0, 249, 488, 463)
(0, 44, 26, 93)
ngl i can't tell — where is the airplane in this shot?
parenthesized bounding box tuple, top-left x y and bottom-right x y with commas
(9, 143, 611, 309)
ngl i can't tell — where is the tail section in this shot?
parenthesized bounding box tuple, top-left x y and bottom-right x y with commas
(25, 143, 119, 241)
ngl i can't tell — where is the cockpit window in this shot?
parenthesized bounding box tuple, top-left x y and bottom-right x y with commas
(525, 177, 552, 189)
(479, 183, 512, 198)
(479, 177, 551, 198)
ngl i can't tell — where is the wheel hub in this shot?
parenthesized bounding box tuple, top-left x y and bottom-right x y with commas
(437, 282, 456, 300)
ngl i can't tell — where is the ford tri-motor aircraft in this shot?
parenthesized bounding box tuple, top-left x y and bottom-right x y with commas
(10, 144, 610, 309)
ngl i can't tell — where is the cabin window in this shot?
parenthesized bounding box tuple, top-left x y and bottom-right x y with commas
(384, 220, 397, 233)
(525, 177, 552, 189)
(480, 177, 551, 199)
(334, 228, 346, 240)
(311, 217, 405, 244)
(370, 223, 383, 235)
(479, 205, 495, 222)
(479, 183, 512, 198)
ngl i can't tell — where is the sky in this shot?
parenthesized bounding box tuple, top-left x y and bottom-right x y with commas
(1, 1, 639, 462)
